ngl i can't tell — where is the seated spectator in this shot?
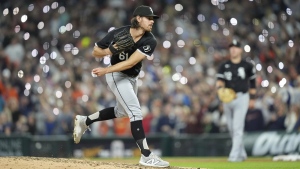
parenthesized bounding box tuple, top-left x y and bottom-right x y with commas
(245, 100, 264, 132)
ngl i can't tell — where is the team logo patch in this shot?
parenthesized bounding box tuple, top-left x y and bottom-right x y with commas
(143, 45, 151, 52)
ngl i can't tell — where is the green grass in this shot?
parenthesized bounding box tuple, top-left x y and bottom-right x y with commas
(95, 157, 300, 169)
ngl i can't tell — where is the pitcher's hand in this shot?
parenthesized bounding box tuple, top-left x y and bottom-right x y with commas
(92, 67, 107, 77)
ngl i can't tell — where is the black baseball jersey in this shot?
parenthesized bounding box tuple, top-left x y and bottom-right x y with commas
(96, 25, 157, 77)
(217, 60, 256, 93)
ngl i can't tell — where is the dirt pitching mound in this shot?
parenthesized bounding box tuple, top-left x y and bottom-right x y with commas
(0, 157, 193, 169)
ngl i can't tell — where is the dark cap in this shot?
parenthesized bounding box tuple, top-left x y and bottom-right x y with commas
(228, 39, 241, 48)
(133, 5, 159, 19)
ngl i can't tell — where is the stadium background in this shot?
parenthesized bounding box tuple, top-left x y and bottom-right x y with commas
(0, 0, 300, 159)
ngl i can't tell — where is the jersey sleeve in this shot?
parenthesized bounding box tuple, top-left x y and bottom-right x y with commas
(216, 64, 225, 81)
(247, 62, 256, 80)
(95, 29, 115, 49)
(137, 38, 157, 57)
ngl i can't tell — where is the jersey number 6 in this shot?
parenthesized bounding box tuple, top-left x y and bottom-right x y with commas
(119, 52, 129, 60)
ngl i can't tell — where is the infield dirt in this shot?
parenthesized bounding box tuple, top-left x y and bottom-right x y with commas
(0, 157, 195, 169)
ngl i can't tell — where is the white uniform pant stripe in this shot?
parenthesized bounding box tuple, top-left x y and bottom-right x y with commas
(105, 72, 142, 122)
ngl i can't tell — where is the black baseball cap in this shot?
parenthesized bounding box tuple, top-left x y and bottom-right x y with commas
(133, 5, 159, 19)
(228, 39, 241, 48)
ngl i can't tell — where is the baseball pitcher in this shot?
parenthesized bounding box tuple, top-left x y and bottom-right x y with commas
(73, 5, 169, 167)
(216, 40, 256, 162)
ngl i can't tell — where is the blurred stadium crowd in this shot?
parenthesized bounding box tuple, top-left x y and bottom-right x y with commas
(0, 0, 300, 137)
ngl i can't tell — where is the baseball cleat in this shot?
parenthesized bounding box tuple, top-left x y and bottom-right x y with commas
(139, 152, 170, 168)
(73, 115, 90, 144)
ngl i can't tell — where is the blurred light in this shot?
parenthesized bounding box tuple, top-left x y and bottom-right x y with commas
(197, 14, 205, 22)
(58, 6, 65, 14)
(189, 57, 196, 65)
(223, 28, 230, 36)
(279, 78, 286, 88)
(64, 44, 72, 52)
(211, 23, 219, 31)
(278, 62, 284, 69)
(40, 56, 46, 64)
(13, 7, 19, 15)
(18, 70, 24, 78)
(211, 0, 219, 6)
(161, 14, 169, 21)
(139, 70, 145, 78)
(44, 53, 49, 60)
(53, 108, 59, 115)
(66, 23, 73, 31)
(256, 64, 262, 71)
(175, 4, 183, 11)
(24, 89, 30, 96)
(208, 46, 214, 54)
(153, 58, 160, 66)
(50, 52, 57, 59)
(230, 18, 238, 26)
(268, 22, 274, 29)
(2, 69, 11, 78)
(244, 45, 251, 52)
(24, 32, 30, 40)
(51, 2, 58, 9)
(25, 83, 31, 90)
(15, 25, 20, 33)
(37, 87, 43, 94)
(180, 77, 188, 84)
(163, 41, 171, 48)
(162, 66, 171, 74)
(262, 29, 268, 37)
(3, 8, 9, 16)
(73, 30, 80, 38)
(21, 15, 28, 23)
(43, 5, 50, 13)
(56, 91, 62, 98)
(175, 27, 183, 35)
(103, 56, 111, 65)
(28, 4, 34, 11)
(193, 40, 201, 47)
(82, 95, 89, 102)
(43, 65, 49, 73)
(267, 66, 273, 73)
(177, 40, 185, 48)
(258, 35, 265, 42)
(172, 73, 181, 81)
(37, 22, 44, 29)
(261, 80, 269, 87)
(32, 49, 38, 57)
(137, 79, 143, 87)
(34, 75, 40, 82)
(43, 42, 49, 50)
(51, 38, 58, 46)
(59, 26, 66, 34)
(252, 18, 259, 25)
(218, 3, 225, 10)
(288, 40, 294, 47)
(271, 86, 276, 93)
(286, 8, 292, 15)
(58, 57, 65, 65)
(176, 65, 183, 72)
(72, 47, 79, 55)
(65, 81, 71, 88)
(269, 36, 275, 43)
(281, 13, 287, 21)
(218, 18, 225, 25)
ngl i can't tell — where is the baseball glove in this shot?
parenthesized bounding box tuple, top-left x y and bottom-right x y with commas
(217, 87, 236, 103)
(109, 29, 135, 55)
